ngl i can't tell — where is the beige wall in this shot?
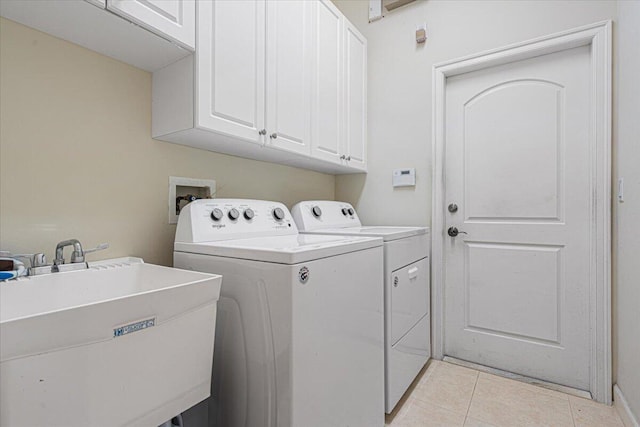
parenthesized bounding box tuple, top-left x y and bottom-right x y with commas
(333, 0, 617, 227)
(614, 0, 640, 420)
(0, 18, 335, 267)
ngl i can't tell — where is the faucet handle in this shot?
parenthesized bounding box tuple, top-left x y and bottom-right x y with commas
(75, 243, 108, 263)
(32, 253, 47, 267)
(6, 253, 47, 267)
(83, 243, 109, 255)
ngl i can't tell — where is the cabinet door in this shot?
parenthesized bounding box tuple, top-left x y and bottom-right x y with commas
(311, 0, 344, 164)
(107, 0, 195, 50)
(343, 19, 367, 171)
(197, 0, 266, 145)
(265, 0, 313, 156)
(390, 258, 430, 345)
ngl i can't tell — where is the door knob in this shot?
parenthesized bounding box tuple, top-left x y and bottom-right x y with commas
(270, 133, 278, 139)
(258, 129, 266, 135)
(447, 227, 467, 237)
(448, 203, 458, 213)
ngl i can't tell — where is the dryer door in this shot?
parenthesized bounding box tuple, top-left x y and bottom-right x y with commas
(390, 257, 430, 345)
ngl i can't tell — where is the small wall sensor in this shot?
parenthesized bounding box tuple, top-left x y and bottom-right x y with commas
(393, 168, 416, 187)
(416, 24, 427, 44)
(369, 0, 383, 22)
(618, 178, 624, 203)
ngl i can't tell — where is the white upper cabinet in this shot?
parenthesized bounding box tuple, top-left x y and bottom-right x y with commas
(107, 0, 196, 50)
(152, 0, 367, 174)
(311, 0, 368, 171)
(265, 0, 313, 156)
(0, 0, 368, 172)
(197, 0, 265, 145)
(311, 0, 344, 165)
(343, 19, 368, 171)
(0, 0, 193, 72)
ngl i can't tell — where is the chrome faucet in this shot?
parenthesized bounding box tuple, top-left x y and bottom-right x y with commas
(54, 239, 85, 265)
(1, 240, 109, 277)
(52, 239, 109, 273)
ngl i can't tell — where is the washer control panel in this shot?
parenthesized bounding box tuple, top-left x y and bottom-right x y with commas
(176, 199, 297, 243)
(291, 201, 362, 231)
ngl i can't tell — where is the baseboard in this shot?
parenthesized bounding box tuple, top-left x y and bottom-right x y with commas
(614, 384, 640, 427)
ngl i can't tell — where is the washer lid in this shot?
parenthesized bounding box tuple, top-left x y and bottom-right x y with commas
(300, 226, 429, 242)
(174, 234, 383, 264)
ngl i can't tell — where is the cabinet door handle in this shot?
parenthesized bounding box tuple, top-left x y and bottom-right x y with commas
(258, 129, 266, 135)
(270, 133, 278, 139)
(340, 155, 346, 160)
(346, 156, 351, 161)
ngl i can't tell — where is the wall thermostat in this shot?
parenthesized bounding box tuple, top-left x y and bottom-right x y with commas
(392, 168, 416, 187)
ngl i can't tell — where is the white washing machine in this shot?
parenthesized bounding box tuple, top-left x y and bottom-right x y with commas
(291, 201, 431, 413)
(174, 199, 385, 427)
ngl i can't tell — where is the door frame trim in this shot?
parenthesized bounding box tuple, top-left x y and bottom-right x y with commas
(431, 21, 612, 403)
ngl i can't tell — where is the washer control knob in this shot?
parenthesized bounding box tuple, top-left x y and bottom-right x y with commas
(228, 208, 240, 221)
(210, 208, 223, 221)
(273, 207, 285, 221)
(311, 206, 322, 218)
(244, 208, 255, 220)
(341, 208, 349, 216)
(348, 208, 355, 216)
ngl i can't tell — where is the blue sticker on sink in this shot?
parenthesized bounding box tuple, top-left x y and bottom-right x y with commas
(113, 318, 156, 337)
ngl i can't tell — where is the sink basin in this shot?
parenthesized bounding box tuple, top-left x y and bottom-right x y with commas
(0, 260, 222, 427)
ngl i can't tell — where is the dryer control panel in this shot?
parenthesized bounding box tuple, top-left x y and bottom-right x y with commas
(175, 199, 297, 243)
(291, 201, 362, 231)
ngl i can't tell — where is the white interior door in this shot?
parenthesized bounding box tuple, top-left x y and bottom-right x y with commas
(265, 0, 312, 156)
(444, 46, 592, 390)
(197, 0, 265, 145)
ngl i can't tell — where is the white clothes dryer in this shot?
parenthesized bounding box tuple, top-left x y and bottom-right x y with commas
(174, 199, 385, 427)
(291, 201, 431, 413)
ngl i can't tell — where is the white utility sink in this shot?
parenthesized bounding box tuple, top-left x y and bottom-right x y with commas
(0, 259, 222, 427)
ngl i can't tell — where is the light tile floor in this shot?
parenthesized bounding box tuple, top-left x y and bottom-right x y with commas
(385, 360, 624, 427)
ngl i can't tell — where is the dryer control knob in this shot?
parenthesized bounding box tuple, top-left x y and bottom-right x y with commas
(228, 208, 240, 221)
(244, 208, 255, 220)
(312, 206, 322, 218)
(348, 208, 355, 216)
(273, 207, 285, 221)
(341, 208, 349, 216)
(210, 208, 223, 221)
